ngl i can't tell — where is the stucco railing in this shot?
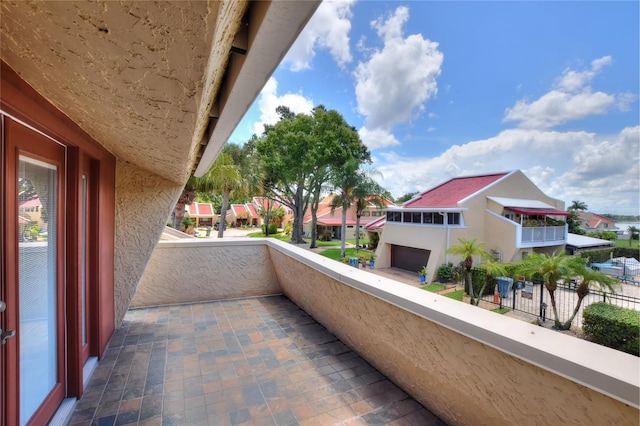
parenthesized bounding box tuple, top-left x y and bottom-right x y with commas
(135, 238, 639, 425)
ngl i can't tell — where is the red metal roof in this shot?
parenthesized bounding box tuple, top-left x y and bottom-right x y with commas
(504, 207, 572, 216)
(246, 203, 258, 218)
(187, 202, 214, 216)
(19, 198, 41, 208)
(318, 219, 357, 226)
(365, 216, 386, 230)
(405, 173, 509, 208)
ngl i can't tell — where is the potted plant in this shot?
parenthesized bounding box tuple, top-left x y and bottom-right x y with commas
(369, 253, 376, 268)
(418, 265, 428, 283)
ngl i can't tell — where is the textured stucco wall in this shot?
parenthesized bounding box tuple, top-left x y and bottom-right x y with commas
(114, 160, 182, 327)
(267, 241, 639, 425)
(0, 1, 249, 184)
(131, 239, 280, 307)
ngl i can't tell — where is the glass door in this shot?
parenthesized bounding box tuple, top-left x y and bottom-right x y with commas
(3, 118, 66, 426)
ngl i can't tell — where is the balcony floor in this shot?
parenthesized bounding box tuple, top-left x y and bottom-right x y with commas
(68, 296, 444, 425)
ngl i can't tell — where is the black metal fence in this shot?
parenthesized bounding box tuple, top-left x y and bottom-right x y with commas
(471, 269, 640, 329)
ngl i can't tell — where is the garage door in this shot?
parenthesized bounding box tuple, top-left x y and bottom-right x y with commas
(391, 245, 431, 273)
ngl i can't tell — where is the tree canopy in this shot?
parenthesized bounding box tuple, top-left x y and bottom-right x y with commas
(256, 105, 371, 244)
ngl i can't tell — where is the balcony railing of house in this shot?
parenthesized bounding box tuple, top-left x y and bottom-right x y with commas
(520, 224, 567, 245)
(131, 238, 639, 425)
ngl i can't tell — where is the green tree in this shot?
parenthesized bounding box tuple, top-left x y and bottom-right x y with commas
(396, 191, 419, 204)
(569, 200, 588, 211)
(628, 226, 639, 246)
(351, 173, 386, 250)
(565, 268, 619, 329)
(173, 176, 196, 230)
(446, 238, 491, 305)
(328, 163, 384, 258)
(193, 149, 247, 238)
(516, 252, 586, 329)
(329, 158, 361, 259)
(566, 210, 585, 235)
(257, 105, 369, 244)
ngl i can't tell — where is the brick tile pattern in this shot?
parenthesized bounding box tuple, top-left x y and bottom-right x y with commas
(68, 296, 444, 425)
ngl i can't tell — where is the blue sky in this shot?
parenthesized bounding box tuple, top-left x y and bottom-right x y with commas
(230, 1, 639, 215)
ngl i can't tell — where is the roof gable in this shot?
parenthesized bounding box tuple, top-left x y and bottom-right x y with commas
(405, 172, 509, 208)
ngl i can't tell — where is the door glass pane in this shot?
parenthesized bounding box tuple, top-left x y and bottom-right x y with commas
(18, 156, 58, 425)
(81, 175, 87, 346)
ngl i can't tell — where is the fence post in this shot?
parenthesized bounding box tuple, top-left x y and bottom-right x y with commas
(512, 282, 516, 310)
(538, 280, 545, 319)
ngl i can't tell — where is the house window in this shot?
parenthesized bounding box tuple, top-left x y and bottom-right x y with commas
(447, 213, 460, 225)
(422, 212, 433, 224)
(434, 213, 444, 225)
(403, 212, 421, 223)
(387, 211, 402, 222)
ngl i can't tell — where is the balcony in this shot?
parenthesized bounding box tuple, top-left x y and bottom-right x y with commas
(69, 239, 638, 425)
(518, 224, 567, 247)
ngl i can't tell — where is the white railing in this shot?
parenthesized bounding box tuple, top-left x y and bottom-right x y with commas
(519, 225, 566, 246)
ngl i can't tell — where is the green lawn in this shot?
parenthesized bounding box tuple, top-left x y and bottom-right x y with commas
(318, 247, 375, 261)
(420, 284, 446, 292)
(442, 290, 464, 301)
(492, 307, 511, 315)
(246, 231, 291, 241)
(615, 238, 639, 249)
(346, 238, 369, 246)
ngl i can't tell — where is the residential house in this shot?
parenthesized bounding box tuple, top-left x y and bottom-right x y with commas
(226, 203, 259, 227)
(185, 202, 216, 228)
(0, 2, 320, 424)
(303, 194, 395, 241)
(2, 4, 637, 426)
(252, 196, 294, 228)
(372, 171, 571, 282)
(577, 211, 618, 234)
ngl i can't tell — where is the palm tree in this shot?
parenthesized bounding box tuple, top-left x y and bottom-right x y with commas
(351, 174, 385, 250)
(329, 158, 362, 259)
(564, 268, 619, 329)
(446, 238, 491, 305)
(173, 176, 197, 231)
(569, 200, 588, 211)
(628, 225, 639, 246)
(516, 252, 586, 329)
(193, 151, 246, 238)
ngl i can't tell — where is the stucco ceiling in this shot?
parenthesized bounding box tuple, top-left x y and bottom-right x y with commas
(0, 1, 320, 184)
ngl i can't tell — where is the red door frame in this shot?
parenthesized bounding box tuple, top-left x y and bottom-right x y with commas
(1, 61, 116, 426)
(4, 118, 67, 426)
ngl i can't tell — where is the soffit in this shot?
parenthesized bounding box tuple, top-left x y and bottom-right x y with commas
(0, 1, 242, 184)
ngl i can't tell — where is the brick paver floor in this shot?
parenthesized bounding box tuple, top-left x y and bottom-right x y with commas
(68, 296, 444, 425)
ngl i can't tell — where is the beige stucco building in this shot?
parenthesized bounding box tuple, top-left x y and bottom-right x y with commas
(372, 170, 571, 282)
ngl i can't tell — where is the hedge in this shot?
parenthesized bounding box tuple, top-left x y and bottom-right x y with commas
(583, 302, 639, 356)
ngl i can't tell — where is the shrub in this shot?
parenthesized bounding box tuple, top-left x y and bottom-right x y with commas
(182, 217, 195, 227)
(437, 263, 452, 281)
(369, 232, 380, 249)
(284, 223, 292, 236)
(320, 231, 334, 241)
(261, 223, 278, 235)
(583, 302, 639, 356)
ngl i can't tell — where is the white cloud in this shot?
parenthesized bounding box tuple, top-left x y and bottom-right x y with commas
(427, 127, 436, 132)
(503, 56, 630, 129)
(359, 126, 400, 149)
(504, 89, 615, 129)
(283, 0, 355, 71)
(251, 78, 314, 135)
(376, 126, 639, 214)
(354, 6, 443, 143)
